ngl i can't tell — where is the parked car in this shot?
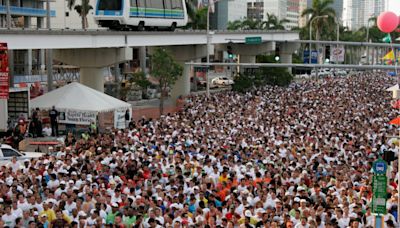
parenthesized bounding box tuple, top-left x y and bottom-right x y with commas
(330, 69, 347, 76)
(0, 144, 43, 165)
(296, 73, 311, 79)
(211, 77, 234, 87)
(310, 69, 331, 78)
(190, 77, 207, 88)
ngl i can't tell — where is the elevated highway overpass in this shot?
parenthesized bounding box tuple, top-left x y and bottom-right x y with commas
(1, 29, 300, 99)
(0, 29, 299, 50)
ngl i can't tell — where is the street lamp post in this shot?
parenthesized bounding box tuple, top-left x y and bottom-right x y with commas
(46, 0, 53, 91)
(366, 17, 374, 65)
(335, 17, 340, 43)
(205, 0, 222, 98)
(309, 15, 328, 64)
(206, 1, 211, 98)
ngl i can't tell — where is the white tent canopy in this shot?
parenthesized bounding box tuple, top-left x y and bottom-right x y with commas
(386, 84, 400, 99)
(31, 82, 131, 113)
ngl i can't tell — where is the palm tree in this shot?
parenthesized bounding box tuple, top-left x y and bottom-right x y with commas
(67, 0, 93, 29)
(301, 0, 335, 41)
(263, 14, 289, 30)
(227, 18, 264, 30)
(301, 0, 335, 63)
(185, 0, 196, 24)
(227, 20, 244, 30)
(185, 0, 207, 29)
(241, 18, 263, 30)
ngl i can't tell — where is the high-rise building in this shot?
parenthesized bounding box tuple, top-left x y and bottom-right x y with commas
(306, 0, 344, 22)
(331, 0, 343, 20)
(212, 0, 247, 30)
(52, 0, 98, 29)
(247, 0, 287, 26)
(345, 0, 385, 30)
(0, 0, 55, 28)
(286, 0, 300, 29)
(298, 0, 307, 27)
(247, 0, 264, 20)
(0, 0, 56, 77)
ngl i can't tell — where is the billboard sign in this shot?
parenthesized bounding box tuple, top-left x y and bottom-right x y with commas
(303, 50, 318, 64)
(0, 43, 9, 99)
(330, 46, 345, 63)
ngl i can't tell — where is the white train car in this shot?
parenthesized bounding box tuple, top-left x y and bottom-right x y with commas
(94, 0, 188, 31)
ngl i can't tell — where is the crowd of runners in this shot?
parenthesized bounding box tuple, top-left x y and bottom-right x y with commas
(0, 73, 399, 228)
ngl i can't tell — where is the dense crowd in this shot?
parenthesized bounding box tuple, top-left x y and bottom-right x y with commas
(0, 73, 399, 228)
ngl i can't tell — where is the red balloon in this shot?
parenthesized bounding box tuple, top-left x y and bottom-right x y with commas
(377, 11, 399, 33)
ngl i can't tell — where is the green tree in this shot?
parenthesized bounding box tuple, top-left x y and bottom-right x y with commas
(128, 72, 152, 99)
(227, 14, 287, 31)
(185, 0, 207, 29)
(263, 13, 289, 30)
(227, 18, 263, 30)
(67, 0, 93, 29)
(233, 54, 293, 93)
(227, 20, 245, 30)
(301, 0, 336, 44)
(151, 48, 183, 115)
(241, 18, 264, 30)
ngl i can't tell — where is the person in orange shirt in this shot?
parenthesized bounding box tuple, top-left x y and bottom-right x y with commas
(253, 172, 264, 187)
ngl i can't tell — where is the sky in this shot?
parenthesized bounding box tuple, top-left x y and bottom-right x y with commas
(388, 0, 400, 15)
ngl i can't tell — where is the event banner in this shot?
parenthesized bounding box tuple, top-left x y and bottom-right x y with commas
(114, 110, 126, 129)
(330, 45, 345, 63)
(0, 43, 9, 99)
(59, 110, 97, 125)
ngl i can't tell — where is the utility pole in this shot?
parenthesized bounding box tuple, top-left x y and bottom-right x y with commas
(6, 0, 11, 29)
(46, 0, 53, 91)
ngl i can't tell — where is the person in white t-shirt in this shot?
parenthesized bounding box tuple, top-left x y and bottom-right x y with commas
(8, 156, 20, 172)
(2, 205, 17, 227)
(294, 217, 310, 228)
(11, 200, 23, 219)
(43, 124, 52, 137)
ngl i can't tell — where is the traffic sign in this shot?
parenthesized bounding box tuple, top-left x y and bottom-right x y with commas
(245, 37, 262, 45)
(372, 175, 387, 215)
(303, 50, 318, 64)
(373, 159, 388, 175)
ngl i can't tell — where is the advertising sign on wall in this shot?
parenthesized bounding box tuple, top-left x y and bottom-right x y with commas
(59, 110, 97, 125)
(114, 110, 126, 129)
(0, 43, 9, 99)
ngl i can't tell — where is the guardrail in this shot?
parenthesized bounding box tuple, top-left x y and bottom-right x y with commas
(186, 62, 399, 70)
(0, 28, 297, 35)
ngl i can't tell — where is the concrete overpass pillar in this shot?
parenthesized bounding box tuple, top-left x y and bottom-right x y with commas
(239, 55, 256, 74)
(280, 42, 300, 73)
(80, 67, 105, 92)
(240, 55, 256, 63)
(171, 63, 190, 100)
(54, 48, 132, 92)
(24, 16, 31, 28)
(149, 45, 208, 101)
(139, 46, 147, 74)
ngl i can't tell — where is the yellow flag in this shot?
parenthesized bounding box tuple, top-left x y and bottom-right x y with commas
(382, 50, 395, 60)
